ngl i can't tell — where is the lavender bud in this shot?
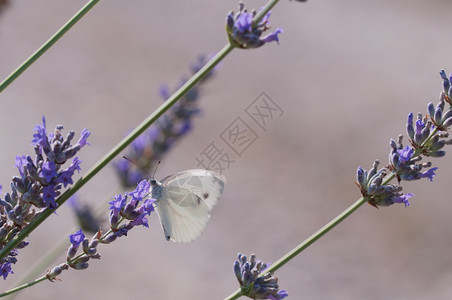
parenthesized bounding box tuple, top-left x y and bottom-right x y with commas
(90, 253, 101, 260)
(67, 244, 78, 259)
(421, 123, 431, 141)
(427, 102, 435, 118)
(74, 255, 90, 264)
(430, 140, 446, 151)
(434, 106, 443, 124)
(442, 109, 452, 121)
(356, 167, 366, 188)
(407, 113, 415, 139)
(16, 241, 29, 249)
(428, 150, 446, 157)
(442, 117, 452, 129)
(86, 248, 97, 256)
(109, 210, 120, 229)
(73, 262, 89, 270)
(89, 239, 98, 249)
(82, 239, 89, 252)
(0, 226, 8, 240)
(46, 263, 69, 281)
(102, 233, 117, 244)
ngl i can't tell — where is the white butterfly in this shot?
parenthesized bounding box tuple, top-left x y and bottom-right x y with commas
(150, 169, 226, 243)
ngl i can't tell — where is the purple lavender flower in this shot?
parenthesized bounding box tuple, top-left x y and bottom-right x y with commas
(0, 262, 13, 280)
(129, 180, 150, 202)
(65, 229, 101, 272)
(130, 213, 149, 228)
(397, 146, 413, 164)
(356, 161, 414, 208)
(69, 228, 85, 247)
(137, 198, 155, 216)
(226, 3, 284, 49)
(57, 157, 82, 187)
(440, 69, 452, 101)
(356, 70, 452, 208)
(77, 129, 91, 147)
(114, 55, 216, 187)
(103, 180, 156, 243)
(31, 116, 49, 149)
(233, 253, 287, 299)
(379, 192, 414, 207)
(15, 155, 27, 178)
(7, 117, 90, 210)
(0, 117, 90, 279)
(40, 161, 58, 183)
(420, 167, 438, 181)
(109, 194, 127, 214)
(42, 185, 57, 209)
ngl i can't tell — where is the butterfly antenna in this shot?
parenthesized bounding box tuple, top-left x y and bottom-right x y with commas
(152, 161, 161, 180)
(121, 155, 154, 179)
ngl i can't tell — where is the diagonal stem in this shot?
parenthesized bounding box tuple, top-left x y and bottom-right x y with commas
(224, 197, 367, 300)
(0, 0, 101, 93)
(0, 43, 234, 261)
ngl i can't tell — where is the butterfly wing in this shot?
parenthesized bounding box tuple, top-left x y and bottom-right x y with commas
(155, 169, 226, 243)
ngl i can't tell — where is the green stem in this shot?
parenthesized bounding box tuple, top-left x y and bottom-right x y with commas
(224, 197, 368, 300)
(0, 0, 101, 93)
(1, 226, 115, 298)
(253, 0, 279, 23)
(0, 0, 280, 295)
(0, 43, 234, 261)
(0, 277, 47, 298)
(2, 235, 68, 300)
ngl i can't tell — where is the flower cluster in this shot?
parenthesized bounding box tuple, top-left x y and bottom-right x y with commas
(233, 253, 287, 300)
(114, 55, 216, 188)
(46, 180, 155, 280)
(356, 160, 414, 207)
(356, 70, 452, 208)
(47, 228, 99, 281)
(226, 3, 283, 49)
(103, 180, 155, 243)
(0, 117, 90, 280)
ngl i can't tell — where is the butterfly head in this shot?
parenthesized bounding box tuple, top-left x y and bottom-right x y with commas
(149, 179, 163, 200)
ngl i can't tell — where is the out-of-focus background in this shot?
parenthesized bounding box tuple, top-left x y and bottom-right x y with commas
(1, 0, 452, 299)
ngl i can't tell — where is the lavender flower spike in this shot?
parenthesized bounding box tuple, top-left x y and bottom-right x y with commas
(356, 70, 452, 208)
(233, 253, 288, 299)
(226, 3, 284, 49)
(103, 180, 156, 243)
(355, 161, 414, 208)
(0, 117, 90, 279)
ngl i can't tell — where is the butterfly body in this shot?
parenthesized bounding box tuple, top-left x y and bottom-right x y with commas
(150, 169, 226, 243)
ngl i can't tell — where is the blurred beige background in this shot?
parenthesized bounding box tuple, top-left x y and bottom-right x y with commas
(2, 0, 452, 299)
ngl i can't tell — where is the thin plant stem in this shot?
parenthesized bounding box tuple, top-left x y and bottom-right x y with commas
(0, 0, 283, 295)
(3, 235, 68, 300)
(3, 184, 120, 299)
(1, 222, 116, 298)
(0, 277, 47, 298)
(253, 0, 279, 23)
(224, 196, 368, 300)
(0, 42, 234, 261)
(0, 0, 282, 261)
(0, 0, 101, 93)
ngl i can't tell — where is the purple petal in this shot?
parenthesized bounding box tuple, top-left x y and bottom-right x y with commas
(262, 28, 283, 44)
